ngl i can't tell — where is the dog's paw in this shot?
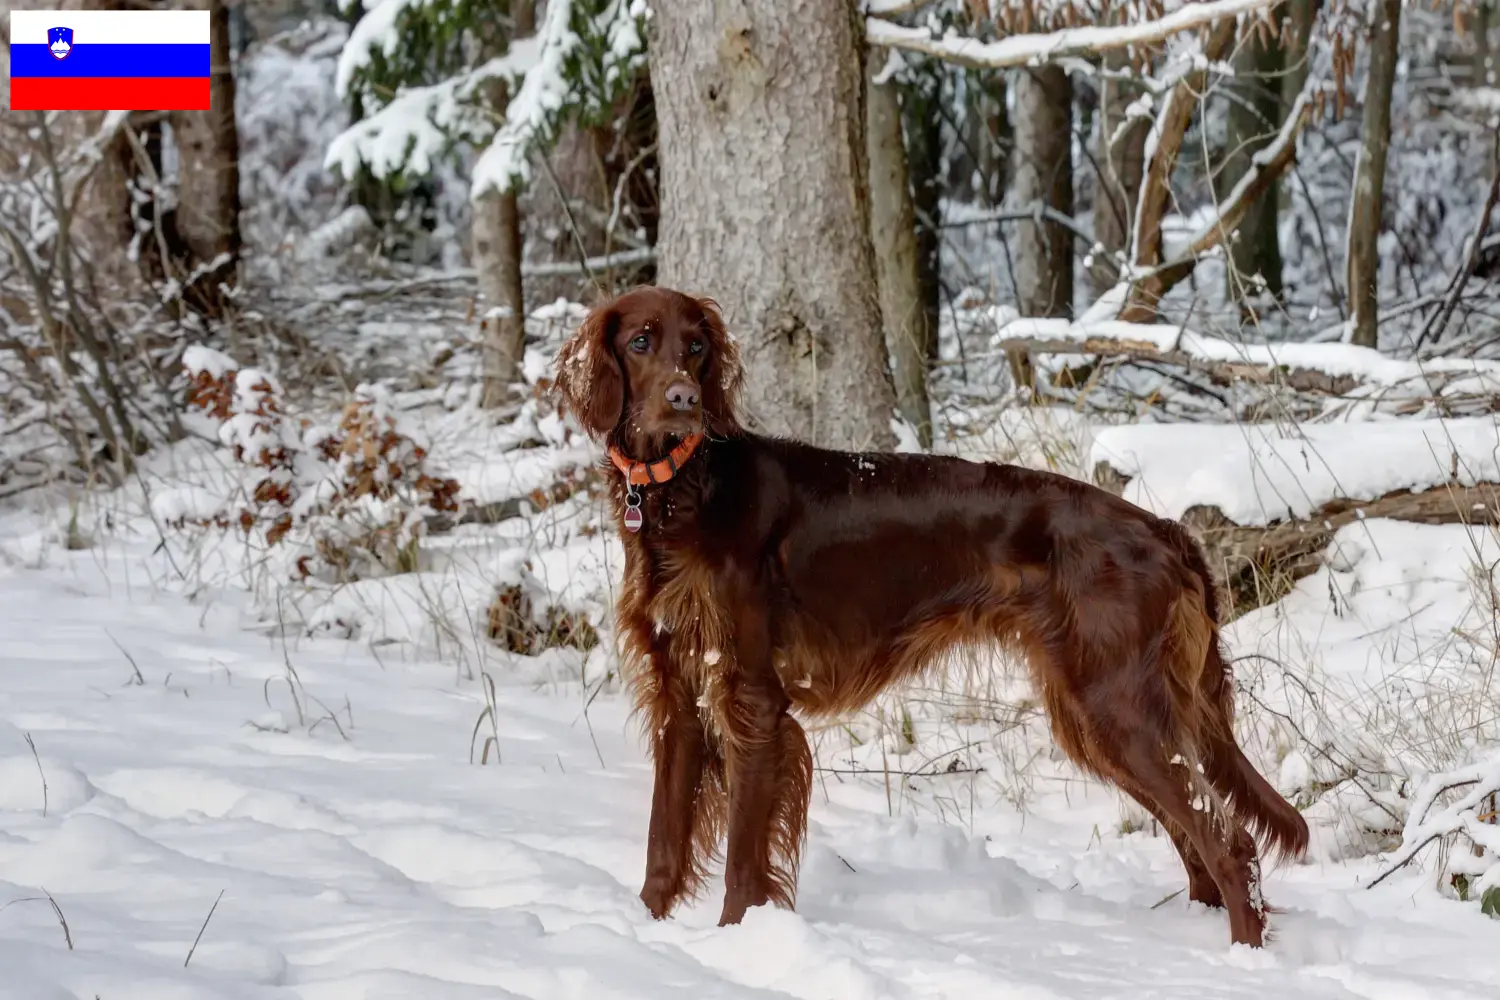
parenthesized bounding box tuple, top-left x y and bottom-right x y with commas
(639, 878, 678, 920)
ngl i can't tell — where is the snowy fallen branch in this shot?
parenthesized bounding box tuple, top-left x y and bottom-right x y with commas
(1091, 417, 1500, 611)
(867, 0, 1276, 70)
(994, 335, 1370, 395)
(1367, 750, 1500, 897)
(1184, 481, 1500, 614)
(992, 317, 1500, 393)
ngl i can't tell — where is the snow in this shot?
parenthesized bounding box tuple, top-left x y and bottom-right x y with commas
(1227, 519, 1500, 865)
(1091, 416, 1500, 523)
(183, 344, 238, 380)
(3, 509, 1500, 997)
(6, 362, 1500, 997)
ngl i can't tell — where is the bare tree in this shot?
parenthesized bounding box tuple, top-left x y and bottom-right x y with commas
(1091, 46, 1149, 299)
(172, 0, 242, 316)
(1222, 30, 1284, 312)
(901, 74, 943, 366)
(1012, 65, 1074, 318)
(1473, 0, 1494, 87)
(1281, 0, 1320, 111)
(475, 0, 533, 409)
(651, 0, 896, 450)
(1346, 0, 1403, 348)
(1279, 0, 1319, 218)
(867, 48, 932, 446)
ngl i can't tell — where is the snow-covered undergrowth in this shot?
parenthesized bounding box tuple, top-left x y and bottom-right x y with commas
(4, 293, 1500, 995)
(5, 473, 1500, 998)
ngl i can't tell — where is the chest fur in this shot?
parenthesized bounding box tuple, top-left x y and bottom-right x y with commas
(618, 542, 740, 738)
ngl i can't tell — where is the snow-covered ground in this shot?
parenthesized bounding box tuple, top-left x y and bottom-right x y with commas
(3, 455, 1499, 998)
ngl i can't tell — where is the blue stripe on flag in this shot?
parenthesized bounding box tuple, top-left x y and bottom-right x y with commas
(9, 44, 210, 79)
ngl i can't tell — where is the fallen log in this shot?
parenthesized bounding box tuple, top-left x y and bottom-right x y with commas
(998, 336, 1364, 395)
(1093, 465, 1500, 616)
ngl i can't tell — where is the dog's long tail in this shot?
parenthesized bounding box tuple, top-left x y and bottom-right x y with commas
(1159, 526, 1310, 865)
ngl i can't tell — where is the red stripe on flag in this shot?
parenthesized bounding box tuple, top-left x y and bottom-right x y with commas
(10, 77, 210, 111)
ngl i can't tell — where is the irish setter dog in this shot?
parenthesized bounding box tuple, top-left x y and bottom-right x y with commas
(552, 286, 1308, 948)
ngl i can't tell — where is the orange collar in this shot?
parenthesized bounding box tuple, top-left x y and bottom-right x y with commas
(607, 433, 703, 486)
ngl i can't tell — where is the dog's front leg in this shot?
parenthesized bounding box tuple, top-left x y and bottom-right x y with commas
(718, 611, 813, 926)
(639, 654, 723, 920)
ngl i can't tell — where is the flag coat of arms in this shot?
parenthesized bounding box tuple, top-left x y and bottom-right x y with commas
(9, 10, 211, 111)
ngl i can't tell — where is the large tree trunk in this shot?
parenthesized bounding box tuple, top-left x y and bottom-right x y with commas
(651, 1, 896, 451)
(171, 0, 241, 317)
(1012, 65, 1074, 318)
(475, 0, 534, 409)
(1222, 30, 1284, 312)
(866, 48, 932, 448)
(1091, 48, 1149, 299)
(1346, 0, 1402, 348)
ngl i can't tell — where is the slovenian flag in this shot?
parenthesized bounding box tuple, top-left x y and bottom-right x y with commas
(9, 9, 211, 111)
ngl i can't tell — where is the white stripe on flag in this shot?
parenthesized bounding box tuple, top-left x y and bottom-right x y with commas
(10, 10, 210, 47)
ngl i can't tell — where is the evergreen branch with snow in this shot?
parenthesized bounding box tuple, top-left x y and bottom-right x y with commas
(325, 0, 645, 196)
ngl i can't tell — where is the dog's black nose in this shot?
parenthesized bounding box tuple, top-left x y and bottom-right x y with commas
(665, 382, 700, 412)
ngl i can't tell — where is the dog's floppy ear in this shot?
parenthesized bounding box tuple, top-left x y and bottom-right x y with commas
(696, 297, 743, 436)
(553, 302, 623, 439)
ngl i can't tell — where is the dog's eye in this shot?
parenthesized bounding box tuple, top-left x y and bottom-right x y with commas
(688, 340, 704, 355)
(628, 335, 650, 353)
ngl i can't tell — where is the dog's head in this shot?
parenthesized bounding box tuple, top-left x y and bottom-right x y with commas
(553, 286, 743, 452)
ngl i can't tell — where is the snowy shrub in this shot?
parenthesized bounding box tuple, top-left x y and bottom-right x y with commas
(176, 345, 461, 580)
(487, 579, 600, 655)
(0, 111, 192, 495)
(1372, 749, 1500, 914)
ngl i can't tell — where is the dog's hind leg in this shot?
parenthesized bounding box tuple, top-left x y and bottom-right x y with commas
(1111, 772, 1225, 909)
(1102, 727, 1266, 946)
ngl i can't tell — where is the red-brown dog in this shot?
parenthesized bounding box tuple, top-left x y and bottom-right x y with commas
(552, 286, 1306, 946)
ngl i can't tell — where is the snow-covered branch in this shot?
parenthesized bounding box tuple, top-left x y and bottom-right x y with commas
(470, 0, 585, 198)
(1368, 750, 1500, 895)
(334, 0, 427, 101)
(1141, 81, 1322, 297)
(325, 42, 540, 182)
(327, 0, 644, 196)
(1119, 16, 1238, 319)
(866, 0, 1278, 70)
(864, 0, 938, 16)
